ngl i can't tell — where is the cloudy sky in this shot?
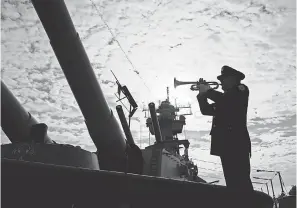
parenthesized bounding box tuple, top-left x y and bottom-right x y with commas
(1, 0, 296, 196)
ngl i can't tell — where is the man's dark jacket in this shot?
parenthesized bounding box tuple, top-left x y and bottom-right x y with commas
(196, 84, 251, 157)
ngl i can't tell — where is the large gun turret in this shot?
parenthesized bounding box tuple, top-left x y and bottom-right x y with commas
(1, 80, 100, 170)
(31, 0, 127, 171)
(1, 81, 53, 144)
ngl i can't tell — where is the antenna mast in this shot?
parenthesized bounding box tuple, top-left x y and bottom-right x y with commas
(166, 87, 169, 102)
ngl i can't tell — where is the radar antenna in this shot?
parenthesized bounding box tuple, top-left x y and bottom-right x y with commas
(111, 70, 138, 128)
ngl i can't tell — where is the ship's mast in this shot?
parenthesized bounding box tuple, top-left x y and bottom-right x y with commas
(166, 86, 169, 102)
(145, 87, 192, 154)
(142, 88, 205, 182)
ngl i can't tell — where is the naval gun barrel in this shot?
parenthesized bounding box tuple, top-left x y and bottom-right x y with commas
(116, 105, 135, 145)
(31, 0, 126, 171)
(148, 103, 163, 143)
(1, 81, 53, 144)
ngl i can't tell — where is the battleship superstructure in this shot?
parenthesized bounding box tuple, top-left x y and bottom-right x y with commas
(142, 87, 204, 182)
(1, 0, 274, 208)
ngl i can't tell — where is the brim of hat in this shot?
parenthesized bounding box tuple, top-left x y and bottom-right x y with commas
(217, 74, 245, 81)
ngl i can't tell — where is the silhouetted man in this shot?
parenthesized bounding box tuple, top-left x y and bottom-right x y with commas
(196, 65, 253, 192)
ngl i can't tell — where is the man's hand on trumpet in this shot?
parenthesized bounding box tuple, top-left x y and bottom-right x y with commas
(197, 78, 211, 94)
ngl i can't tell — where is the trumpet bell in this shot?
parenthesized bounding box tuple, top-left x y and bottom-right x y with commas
(174, 77, 195, 88)
(174, 78, 178, 88)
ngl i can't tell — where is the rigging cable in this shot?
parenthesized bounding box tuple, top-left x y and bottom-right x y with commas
(198, 166, 223, 173)
(280, 174, 288, 194)
(197, 159, 268, 171)
(197, 159, 221, 165)
(199, 174, 223, 180)
(199, 171, 224, 179)
(89, 0, 152, 96)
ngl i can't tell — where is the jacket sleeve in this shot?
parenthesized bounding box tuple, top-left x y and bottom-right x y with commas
(197, 94, 215, 116)
(197, 89, 222, 116)
(204, 89, 224, 103)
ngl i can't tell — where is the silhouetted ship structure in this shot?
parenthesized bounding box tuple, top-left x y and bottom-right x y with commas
(142, 87, 205, 183)
(273, 174, 296, 208)
(278, 191, 296, 208)
(278, 185, 296, 208)
(1, 0, 274, 208)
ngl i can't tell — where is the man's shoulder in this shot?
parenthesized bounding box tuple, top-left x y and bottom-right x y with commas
(237, 83, 248, 92)
(227, 84, 249, 98)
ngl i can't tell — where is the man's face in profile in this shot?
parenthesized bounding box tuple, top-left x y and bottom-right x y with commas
(220, 76, 238, 91)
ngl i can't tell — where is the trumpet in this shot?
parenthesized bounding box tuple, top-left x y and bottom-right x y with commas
(174, 78, 221, 91)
